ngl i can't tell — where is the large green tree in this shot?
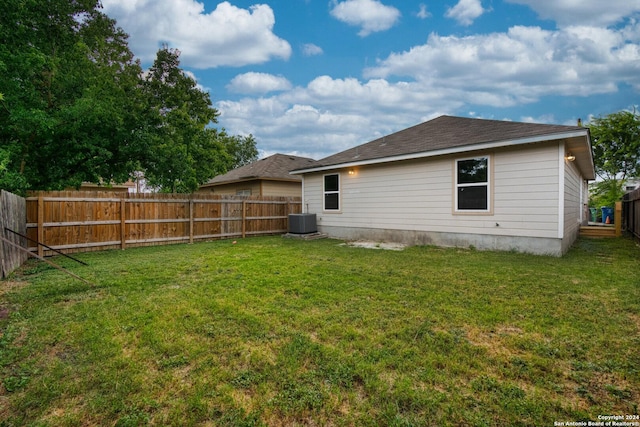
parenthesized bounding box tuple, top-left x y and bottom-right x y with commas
(222, 132, 259, 169)
(588, 109, 640, 207)
(140, 47, 231, 193)
(1, 3, 258, 194)
(0, 0, 146, 193)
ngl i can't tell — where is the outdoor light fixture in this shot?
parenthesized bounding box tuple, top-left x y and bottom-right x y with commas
(565, 153, 576, 162)
(348, 169, 355, 175)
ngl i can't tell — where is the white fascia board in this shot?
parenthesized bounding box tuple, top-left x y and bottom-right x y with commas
(290, 130, 589, 175)
(558, 142, 565, 239)
(584, 132, 596, 180)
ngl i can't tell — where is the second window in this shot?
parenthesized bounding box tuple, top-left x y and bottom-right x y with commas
(324, 173, 340, 211)
(456, 157, 489, 211)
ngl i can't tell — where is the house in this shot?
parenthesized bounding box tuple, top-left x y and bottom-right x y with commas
(624, 178, 640, 193)
(79, 172, 149, 193)
(199, 153, 317, 197)
(291, 115, 595, 256)
(79, 181, 137, 193)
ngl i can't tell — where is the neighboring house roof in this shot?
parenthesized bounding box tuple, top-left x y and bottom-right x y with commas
(291, 115, 595, 180)
(201, 153, 318, 187)
(625, 178, 640, 191)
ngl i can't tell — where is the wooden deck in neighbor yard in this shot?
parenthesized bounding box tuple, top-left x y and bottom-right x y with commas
(579, 225, 618, 238)
(580, 201, 622, 238)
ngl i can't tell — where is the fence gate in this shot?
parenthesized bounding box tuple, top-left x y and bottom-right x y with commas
(0, 190, 28, 278)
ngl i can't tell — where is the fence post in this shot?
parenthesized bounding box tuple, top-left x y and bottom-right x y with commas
(0, 190, 28, 278)
(37, 192, 44, 258)
(615, 201, 622, 237)
(242, 200, 247, 238)
(120, 197, 127, 250)
(286, 201, 290, 232)
(189, 198, 194, 244)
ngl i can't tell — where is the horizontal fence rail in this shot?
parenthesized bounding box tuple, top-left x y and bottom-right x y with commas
(26, 191, 302, 255)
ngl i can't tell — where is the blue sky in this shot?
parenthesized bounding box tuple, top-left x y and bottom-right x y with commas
(101, 0, 640, 160)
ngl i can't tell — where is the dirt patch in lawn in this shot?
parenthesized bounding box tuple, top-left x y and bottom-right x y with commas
(0, 280, 28, 297)
(341, 241, 407, 251)
(0, 281, 28, 321)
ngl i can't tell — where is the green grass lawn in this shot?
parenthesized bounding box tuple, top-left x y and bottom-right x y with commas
(1, 236, 639, 426)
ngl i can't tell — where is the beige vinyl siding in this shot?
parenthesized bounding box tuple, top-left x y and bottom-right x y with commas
(200, 180, 301, 197)
(494, 143, 559, 238)
(202, 181, 261, 196)
(563, 157, 583, 239)
(304, 142, 561, 239)
(261, 181, 302, 198)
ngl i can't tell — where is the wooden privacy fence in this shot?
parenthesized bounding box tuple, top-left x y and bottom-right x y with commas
(1, 190, 28, 278)
(26, 191, 302, 255)
(623, 188, 640, 240)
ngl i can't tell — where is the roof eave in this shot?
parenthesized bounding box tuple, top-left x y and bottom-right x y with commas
(291, 130, 590, 175)
(200, 177, 301, 187)
(566, 131, 596, 180)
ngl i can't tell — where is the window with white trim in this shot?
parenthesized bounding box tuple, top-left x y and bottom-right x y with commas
(323, 173, 340, 211)
(456, 157, 489, 211)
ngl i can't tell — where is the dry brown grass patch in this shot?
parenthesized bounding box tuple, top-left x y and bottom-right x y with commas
(464, 324, 526, 358)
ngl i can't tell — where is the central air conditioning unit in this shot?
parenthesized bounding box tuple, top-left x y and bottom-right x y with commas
(288, 213, 317, 234)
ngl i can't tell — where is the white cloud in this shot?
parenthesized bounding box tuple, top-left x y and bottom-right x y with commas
(445, 0, 486, 26)
(330, 0, 401, 37)
(505, 0, 640, 27)
(217, 97, 376, 158)
(417, 4, 431, 19)
(101, 0, 291, 68)
(216, 75, 467, 159)
(215, 20, 640, 159)
(365, 23, 640, 101)
(226, 72, 292, 94)
(302, 43, 324, 56)
(520, 114, 557, 124)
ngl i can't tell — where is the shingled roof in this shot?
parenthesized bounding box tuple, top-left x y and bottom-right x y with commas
(292, 115, 589, 173)
(203, 153, 317, 186)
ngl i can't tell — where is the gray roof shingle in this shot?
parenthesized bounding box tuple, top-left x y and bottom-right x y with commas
(203, 153, 317, 185)
(298, 115, 586, 170)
